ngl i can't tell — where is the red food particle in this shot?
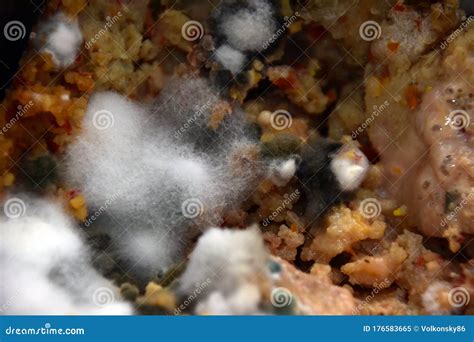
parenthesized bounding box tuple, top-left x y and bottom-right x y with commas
(75, 52, 83, 64)
(273, 73, 298, 90)
(158, 36, 168, 45)
(61, 120, 73, 134)
(326, 89, 337, 102)
(406, 84, 420, 110)
(67, 189, 81, 200)
(393, 3, 406, 12)
(415, 256, 425, 267)
(387, 41, 400, 52)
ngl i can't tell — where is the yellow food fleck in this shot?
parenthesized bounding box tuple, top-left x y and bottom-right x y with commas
(391, 166, 403, 175)
(366, 76, 384, 97)
(141, 282, 176, 311)
(2, 173, 15, 187)
(393, 205, 407, 217)
(69, 195, 85, 209)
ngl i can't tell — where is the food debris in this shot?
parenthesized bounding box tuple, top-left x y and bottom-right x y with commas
(0, 0, 471, 317)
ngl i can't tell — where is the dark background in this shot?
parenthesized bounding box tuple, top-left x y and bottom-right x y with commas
(0, 0, 44, 100)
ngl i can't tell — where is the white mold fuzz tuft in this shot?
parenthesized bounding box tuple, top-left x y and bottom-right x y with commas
(0, 196, 133, 315)
(35, 12, 83, 68)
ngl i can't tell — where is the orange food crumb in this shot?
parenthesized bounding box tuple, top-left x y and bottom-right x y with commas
(405, 84, 420, 110)
(272, 72, 299, 90)
(387, 41, 400, 52)
(69, 195, 85, 209)
(69, 194, 88, 221)
(392, 166, 403, 175)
